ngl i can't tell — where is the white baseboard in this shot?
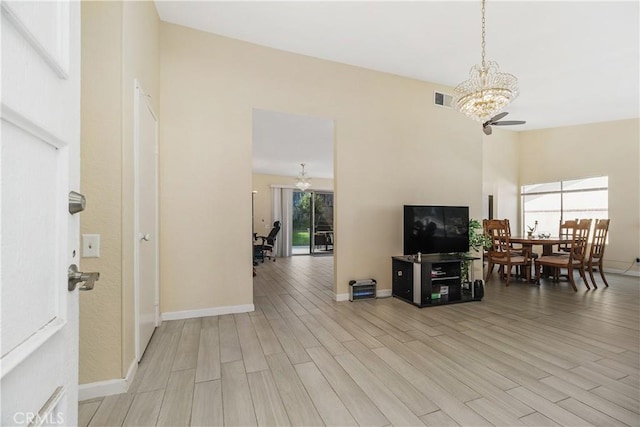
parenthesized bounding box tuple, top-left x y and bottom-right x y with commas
(335, 293, 349, 302)
(161, 304, 255, 321)
(605, 267, 640, 277)
(377, 288, 392, 298)
(78, 358, 137, 401)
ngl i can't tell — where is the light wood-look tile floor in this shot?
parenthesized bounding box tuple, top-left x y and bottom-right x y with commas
(80, 256, 640, 426)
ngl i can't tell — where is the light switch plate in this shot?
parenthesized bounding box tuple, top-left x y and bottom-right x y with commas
(82, 234, 100, 258)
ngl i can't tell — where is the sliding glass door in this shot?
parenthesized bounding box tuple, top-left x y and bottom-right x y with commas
(292, 190, 334, 255)
(292, 191, 311, 255)
(311, 192, 333, 255)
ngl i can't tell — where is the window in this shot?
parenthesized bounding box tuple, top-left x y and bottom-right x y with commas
(521, 176, 608, 235)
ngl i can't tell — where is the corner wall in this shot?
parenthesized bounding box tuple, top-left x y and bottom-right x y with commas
(80, 0, 123, 384)
(482, 129, 520, 228)
(121, 0, 161, 378)
(519, 118, 640, 273)
(79, 0, 159, 388)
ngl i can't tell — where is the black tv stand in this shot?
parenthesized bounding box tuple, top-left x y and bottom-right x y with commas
(391, 254, 481, 307)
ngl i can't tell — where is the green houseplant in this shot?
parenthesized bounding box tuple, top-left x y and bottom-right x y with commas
(461, 219, 491, 283)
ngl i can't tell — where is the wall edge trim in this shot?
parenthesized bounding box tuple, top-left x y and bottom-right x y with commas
(377, 289, 393, 298)
(605, 268, 640, 277)
(335, 293, 349, 302)
(161, 304, 255, 321)
(78, 358, 137, 401)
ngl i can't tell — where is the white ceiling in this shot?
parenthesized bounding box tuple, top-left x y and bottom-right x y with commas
(155, 1, 639, 178)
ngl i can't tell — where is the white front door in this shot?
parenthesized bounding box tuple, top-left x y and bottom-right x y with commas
(1, 1, 82, 425)
(134, 81, 159, 360)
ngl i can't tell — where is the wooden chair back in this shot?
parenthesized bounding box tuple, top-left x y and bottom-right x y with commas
(589, 219, 610, 261)
(569, 219, 592, 262)
(484, 219, 512, 258)
(484, 218, 531, 285)
(536, 219, 591, 292)
(586, 218, 610, 288)
(557, 218, 578, 253)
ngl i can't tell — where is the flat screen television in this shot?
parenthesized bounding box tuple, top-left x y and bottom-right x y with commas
(403, 205, 469, 255)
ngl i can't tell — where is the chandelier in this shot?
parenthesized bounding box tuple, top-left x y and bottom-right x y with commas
(453, 0, 519, 123)
(295, 163, 311, 191)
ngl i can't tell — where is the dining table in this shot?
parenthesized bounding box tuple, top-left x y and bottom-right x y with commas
(509, 236, 571, 256)
(509, 236, 572, 278)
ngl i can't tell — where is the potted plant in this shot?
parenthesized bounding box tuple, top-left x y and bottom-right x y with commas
(461, 219, 491, 283)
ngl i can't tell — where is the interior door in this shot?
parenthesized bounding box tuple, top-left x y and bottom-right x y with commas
(1, 1, 81, 425)
(134, 81, 159, 360)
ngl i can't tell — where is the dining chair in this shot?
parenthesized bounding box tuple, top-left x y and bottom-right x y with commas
(505, 218, 538, 278)
(484, 219, 532, 286)
(535, 219, 592, 291)
(553, 218, 579, 255)
(586, 219, 610, 288)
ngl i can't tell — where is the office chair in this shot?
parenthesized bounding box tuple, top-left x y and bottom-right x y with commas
(254, 221, 281, 263)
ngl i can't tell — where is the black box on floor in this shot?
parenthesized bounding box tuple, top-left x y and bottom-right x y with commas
(349, 279, 377, 301)
(473, 279, 484, 300)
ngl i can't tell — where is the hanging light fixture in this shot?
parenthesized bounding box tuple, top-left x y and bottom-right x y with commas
(453, 0, 519, 123)
(295, 163, 311, 191)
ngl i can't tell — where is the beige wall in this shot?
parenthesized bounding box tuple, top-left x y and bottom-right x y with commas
(160, 22, 482, 310)
(519, 118, 640, 273)
(252, 173, 334, 235)
(121, 0, 161, 377)
(80, 0, 159, 384)
(482, 129, 520, 229)
(80, 0, 123, 384)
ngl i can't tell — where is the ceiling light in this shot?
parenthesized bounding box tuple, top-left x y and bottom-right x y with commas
(295, 163, 311, 191)
(453, 0, 519, 123)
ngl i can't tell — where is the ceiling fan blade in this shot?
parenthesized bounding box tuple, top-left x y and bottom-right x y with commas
(483, 125, 492, 135)
(490, 112, 509, 122)
(493, 120, 526, 126)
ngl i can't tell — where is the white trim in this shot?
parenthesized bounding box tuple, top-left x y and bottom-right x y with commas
(377, 288, 392, 298)
(1, 105, 70, 379)
(33, 386, 66, 427)
(335, 293, 349, 302)
(1, 318, 66, 378)
(133, 80, 141, 360)
(604, 268, 640, 277)
(161, 304, 255, 321)
(78, 359, 137, 401)
(133, 79, 160, 362)
(1, 1, 69, 78)
(1, 104, 67, 149)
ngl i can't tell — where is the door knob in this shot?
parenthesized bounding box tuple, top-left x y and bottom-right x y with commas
(68, 264, 100, 291)
(140, 233, 151, 241)
(68, 191, 86, 214)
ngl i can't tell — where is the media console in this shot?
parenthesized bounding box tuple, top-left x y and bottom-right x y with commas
(391, 254, 482, 307)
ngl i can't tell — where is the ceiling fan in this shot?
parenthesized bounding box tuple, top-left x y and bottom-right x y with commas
(482, 112, 526, 135)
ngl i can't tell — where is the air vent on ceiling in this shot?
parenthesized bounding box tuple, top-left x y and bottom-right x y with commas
(434, 91, 453, 108)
